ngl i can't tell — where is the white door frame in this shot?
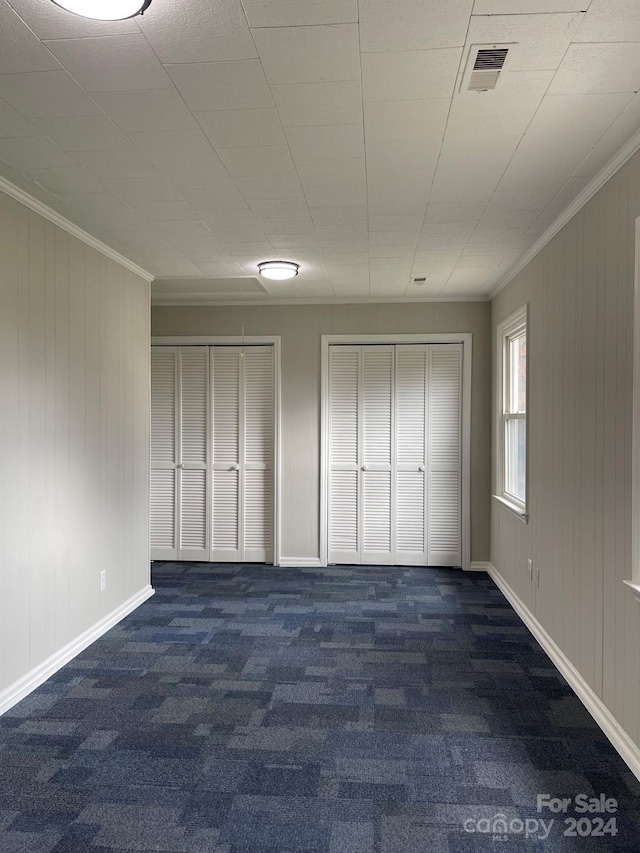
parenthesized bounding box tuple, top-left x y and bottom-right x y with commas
(320, 333, 472, 570)
(151, 336, 282, 567)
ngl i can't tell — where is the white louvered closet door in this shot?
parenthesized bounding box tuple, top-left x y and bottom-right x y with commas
(151, 347, 178, 560)
(394, 345, 428, 566)
(243, 346, 274, 563)
(211, 347, 242, 562)
(328, 346, 361, 564)
(362, 346, 393, 565)
(327, 343, 462, 567)
(426, 345, 462, 566)
(210, 346, 274, 563)
(177, 347, 209, 561)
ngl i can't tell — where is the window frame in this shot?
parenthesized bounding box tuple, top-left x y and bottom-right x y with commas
(495, 304, 529, 522)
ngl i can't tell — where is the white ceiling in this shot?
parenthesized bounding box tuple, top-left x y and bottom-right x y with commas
(1, 0, 639, 302)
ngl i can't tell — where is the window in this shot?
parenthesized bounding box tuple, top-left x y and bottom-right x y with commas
(496, 306, 528, 519)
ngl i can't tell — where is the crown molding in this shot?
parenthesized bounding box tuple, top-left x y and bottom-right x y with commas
(151, 294, 490, 307)
(490, 126, 640, 301)
(0, 175, 154, 283)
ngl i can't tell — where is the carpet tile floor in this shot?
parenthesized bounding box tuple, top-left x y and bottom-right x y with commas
(1, 563, 640, 852)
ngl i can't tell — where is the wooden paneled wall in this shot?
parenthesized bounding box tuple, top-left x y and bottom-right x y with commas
(0, 190, 150, 695)
(492, 149, 640, 748)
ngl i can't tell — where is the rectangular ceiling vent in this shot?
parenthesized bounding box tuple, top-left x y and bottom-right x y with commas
(461, 44, 515, 94)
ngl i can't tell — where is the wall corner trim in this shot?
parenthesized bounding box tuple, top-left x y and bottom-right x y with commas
(0, 175, 154, 283)
(0, 585, 154, 717)
(152, 295, 490, 307)
(488, 563, 640, 784)
(278, 558, 323, 568)
(623, 580, 640, 604)
(490, 127, 640, 301)
(466, 561, 492, 571)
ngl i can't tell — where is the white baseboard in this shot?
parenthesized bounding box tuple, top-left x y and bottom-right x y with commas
(466, 561, 492, 572)
(487, 562, 640, 784)
(278, 557, 323, 568)
(0, 585, 154, 717)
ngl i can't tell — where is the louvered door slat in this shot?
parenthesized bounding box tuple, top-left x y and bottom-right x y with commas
(362, 346, 392, 564)
(329, 346, 360, 563)
(212, 471, 239, 551)
(150, 348, 177, 559)
(329, 347, 359, 466)
(396, 347, 426, 465)
(330, 470, 358, 553)
(180, 348, 208, 465)
(151, 348, 176, 466)
(243, 346, 274, 562)
(150, 469, 176, 552)
(394, 346, 428, 566)
(427, 345, 462, 566)
(180, 469, 207, 551)
(177, 347, 209, 560)
(396, 471, 425, 553)
(211, 347, 241, 561)
(363, 472, 391, 555)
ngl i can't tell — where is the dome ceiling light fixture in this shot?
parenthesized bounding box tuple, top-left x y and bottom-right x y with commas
(258, 260, 299, 281)
(51, 0, 152, 20)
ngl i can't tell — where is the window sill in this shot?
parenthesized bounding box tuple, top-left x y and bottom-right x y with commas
(623, 580, 640, 603)
(493, 494, 528, 523)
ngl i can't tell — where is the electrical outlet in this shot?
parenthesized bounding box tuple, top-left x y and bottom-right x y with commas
(100, 570, 106, 593)
(527, 559, 533, 581)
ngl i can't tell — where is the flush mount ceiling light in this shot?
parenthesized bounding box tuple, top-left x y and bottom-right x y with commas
(258, 260, 299, 281)
(51, 0, 151, 20)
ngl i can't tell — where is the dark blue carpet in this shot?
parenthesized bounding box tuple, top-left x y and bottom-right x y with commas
(1, 563, 639, 852)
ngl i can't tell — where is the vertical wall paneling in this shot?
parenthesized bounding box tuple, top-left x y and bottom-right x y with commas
(491, 147, 640, 754)
(0, 188, 151, 700)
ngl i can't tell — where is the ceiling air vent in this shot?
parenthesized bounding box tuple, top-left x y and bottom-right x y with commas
(412, 277, 427, 285)
(461, 43, 514, 93)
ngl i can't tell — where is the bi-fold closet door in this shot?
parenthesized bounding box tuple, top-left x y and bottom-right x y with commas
(210, 346, 274, 563)
(328, 343, 462, 567)
(150, 345, 274, 563)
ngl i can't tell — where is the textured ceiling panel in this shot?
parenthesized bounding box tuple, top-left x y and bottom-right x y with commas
(0, 0, 638, 302)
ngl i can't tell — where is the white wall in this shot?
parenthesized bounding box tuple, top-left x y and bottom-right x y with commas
(0, 189, 151, 698)
(491, 148, 640, 749)
(152, 301, 491, 563)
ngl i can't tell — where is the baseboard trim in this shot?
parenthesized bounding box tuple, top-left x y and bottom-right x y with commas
(466, 561, 492, 572)
(487, 563, 640, 784)
(278, 558, 323, 568)
(0, 585, 154, 717)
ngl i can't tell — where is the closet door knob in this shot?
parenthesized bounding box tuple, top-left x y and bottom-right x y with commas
(418, 465, 425, 472)
(231, 463, 240, 471)
(176, 463, 184, 469)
